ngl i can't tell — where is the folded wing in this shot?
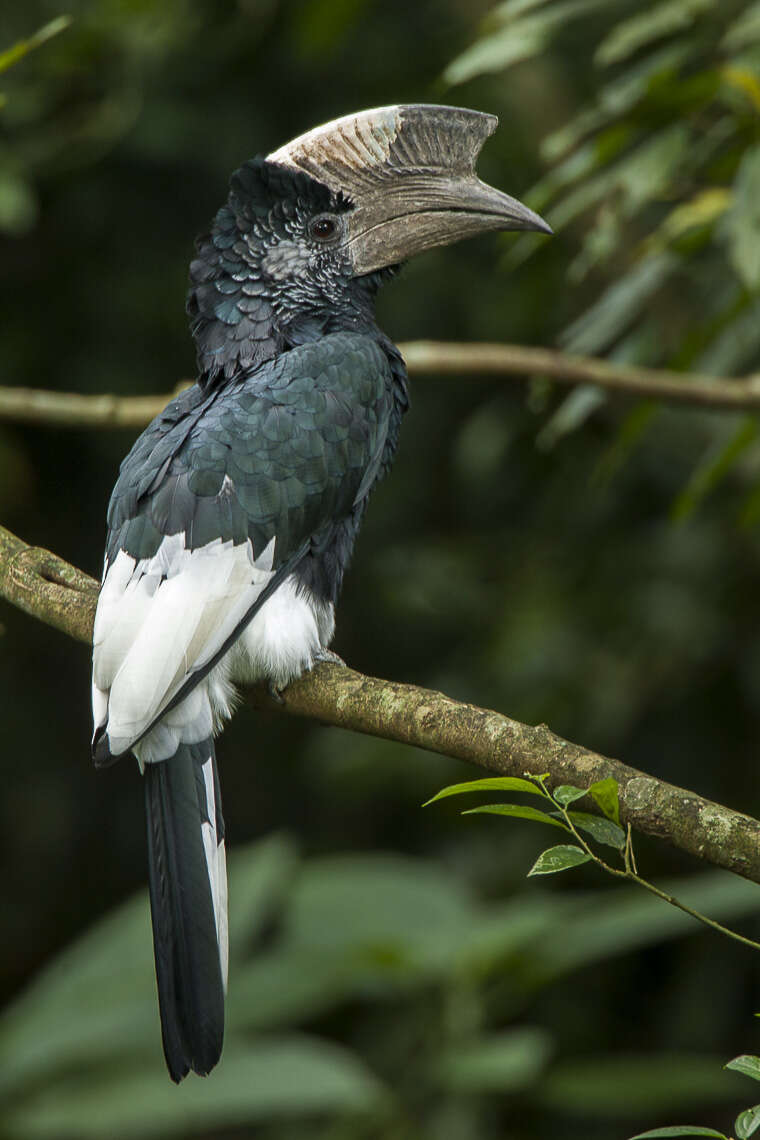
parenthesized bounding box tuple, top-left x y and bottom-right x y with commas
(92, 333, 393, 758)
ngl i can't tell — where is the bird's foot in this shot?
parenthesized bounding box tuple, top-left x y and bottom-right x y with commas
(312, 648, 346, 668)
(267, 650, 344, 702)
(267, 679, 286, 705)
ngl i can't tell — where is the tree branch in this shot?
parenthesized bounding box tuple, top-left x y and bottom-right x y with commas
(2, 522, 759, 886)
(402, 341, 760, 410)
(2, 341, 760, 430)
(0, 385, 189, 429)
(0, 525, 98, 643)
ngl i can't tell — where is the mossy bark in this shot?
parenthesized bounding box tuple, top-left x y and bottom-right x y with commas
(2, 521, 759, 884)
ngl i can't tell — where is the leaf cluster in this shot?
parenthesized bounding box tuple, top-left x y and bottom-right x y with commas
(427, 771, 760, 955)
(427, 773, 625, 871)
(448, 0, 760, 516)
(630, 1053, 760, 1139)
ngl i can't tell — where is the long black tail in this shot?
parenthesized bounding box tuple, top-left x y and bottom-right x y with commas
(144, 738, 227, 1082)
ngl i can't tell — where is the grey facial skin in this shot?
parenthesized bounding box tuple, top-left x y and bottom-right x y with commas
(268, 103, 552, 276)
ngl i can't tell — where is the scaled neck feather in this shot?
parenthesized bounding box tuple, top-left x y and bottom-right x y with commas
(186, 158, 391, 387)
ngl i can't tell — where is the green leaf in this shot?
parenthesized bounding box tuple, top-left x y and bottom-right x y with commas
(567, 811, 626, 850)
(490, 0, 572, 21)
(535, 385, 607, 450)
(437, 1027, 553, 1093)
(721, 66, 760, 115)
(698, 298, 760, 379)
(542, 44, 691, 160)
(528, 845, 592, 876)
(0, 15, 72, 74)
(544, 1053, 742, 1116)
(285, 854, 476, 977)
(423, 776, 545, 806)
(4, 1037, 386, 1139)
(464, 804, 571, 832)
(294, 0, 375, 56)
(546, 165, 621, 233)
(227, 834, 298, 957)
(229, 947, 356, 1033)
(726, 1056, 760, 1082)
(0, 891, 157, 1098)
(588, 778, 621, 824)
(628, 1129, 728, 1139)
(723, 2, 760, 51)
(443, 0, 610, 84)
(568, 205, 624, 282)
(671, 417, 758, 523)
(454, 896, 572, 971)
(593, 400, 660, 489)
(0, 836, 300, 1097)
(552, 784, 590, 806)
(655, 189, 730, 247)
(595, 0, 712, 67)
(615, 126, 692, 216)
(560, 253, 677, 356)
(722, 145, 760, 289)
(528, 141, 600, 212)
(545, 125, 690, 241)
(0, 170, 37, 236)
(443, 19, 546, 85)
(736, 1105, 760, 1140)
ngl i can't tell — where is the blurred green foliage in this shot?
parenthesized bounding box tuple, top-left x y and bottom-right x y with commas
(450, 0, 760, 512)
(2, 1, 760, 1138)
(628, 1053, 760, 1138)
(2, 837, 759, 1138)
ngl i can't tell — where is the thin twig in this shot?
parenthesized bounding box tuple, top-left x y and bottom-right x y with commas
(2, 341, 760, 430)
(556, 796, 760, 954)
(403, 341, 760, 410)
(0, 385, 190, 429)
(1, 521, 759, 886)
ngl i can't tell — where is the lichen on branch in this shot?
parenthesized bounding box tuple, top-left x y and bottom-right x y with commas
(1, 521, 759, 886)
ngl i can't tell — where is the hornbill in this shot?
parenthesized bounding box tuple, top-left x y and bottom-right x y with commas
(90, 104, 551, 1081)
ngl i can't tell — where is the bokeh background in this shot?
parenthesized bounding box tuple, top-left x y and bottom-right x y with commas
(2, 1, 760, 1137)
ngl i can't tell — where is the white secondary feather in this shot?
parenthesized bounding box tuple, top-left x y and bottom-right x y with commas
(93, 527, 336, 765)
(200, 755, 229, 989)
(92, 534, 276, 755)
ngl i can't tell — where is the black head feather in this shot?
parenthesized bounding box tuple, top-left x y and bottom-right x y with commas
(187, 158, 362, 386)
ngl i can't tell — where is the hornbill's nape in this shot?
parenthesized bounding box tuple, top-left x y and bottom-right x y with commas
(90, 104, 551, 1081)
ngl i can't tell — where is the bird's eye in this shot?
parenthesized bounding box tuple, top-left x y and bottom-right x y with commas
(310, 216, 338, 241)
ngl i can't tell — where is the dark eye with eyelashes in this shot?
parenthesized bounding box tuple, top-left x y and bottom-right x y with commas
(309, 215, 339, 241)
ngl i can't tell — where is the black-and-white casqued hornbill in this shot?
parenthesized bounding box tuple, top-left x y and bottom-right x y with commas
(90, 104, 551, 1082)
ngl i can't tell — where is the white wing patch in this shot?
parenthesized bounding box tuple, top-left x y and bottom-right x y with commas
(93, 533, 275, 757)
(93, 532, 337, 764)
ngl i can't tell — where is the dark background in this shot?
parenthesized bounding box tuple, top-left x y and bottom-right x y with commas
(1, 1, 760, 1137)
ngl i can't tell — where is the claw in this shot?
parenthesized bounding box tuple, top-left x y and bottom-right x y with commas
(267, 679, 286, 705)
(312, 648, 346, 668)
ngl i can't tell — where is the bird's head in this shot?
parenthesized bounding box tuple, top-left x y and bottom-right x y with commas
(188, 104, 551, 384)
